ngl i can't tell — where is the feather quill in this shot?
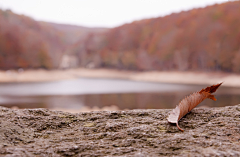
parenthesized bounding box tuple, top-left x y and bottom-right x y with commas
(167, 82, 222, 132)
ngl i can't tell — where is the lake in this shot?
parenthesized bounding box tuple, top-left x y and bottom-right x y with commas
(0, 78, 239, 110)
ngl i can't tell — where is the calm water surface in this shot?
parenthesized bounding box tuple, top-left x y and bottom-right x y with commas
(0, 78, 239, 110)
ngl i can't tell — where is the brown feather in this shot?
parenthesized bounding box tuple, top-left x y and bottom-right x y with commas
(167, 82, 222, 132)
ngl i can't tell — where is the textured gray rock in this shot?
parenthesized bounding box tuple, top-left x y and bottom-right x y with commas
(0, 105, 239, 156)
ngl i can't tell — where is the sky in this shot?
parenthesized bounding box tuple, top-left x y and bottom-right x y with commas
(0, 0, 230, 28)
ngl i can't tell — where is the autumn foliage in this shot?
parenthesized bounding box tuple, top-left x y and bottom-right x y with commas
(0, 10, 62, 69)
(0, 1, 240, 72)
(72, 1, 240, 72)
(0, 10, 106, 70)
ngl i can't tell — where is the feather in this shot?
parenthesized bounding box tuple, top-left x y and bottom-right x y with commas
(167, 82, 222, 132)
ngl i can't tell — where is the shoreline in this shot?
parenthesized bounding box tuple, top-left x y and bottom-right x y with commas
(0, 68, 239, 87)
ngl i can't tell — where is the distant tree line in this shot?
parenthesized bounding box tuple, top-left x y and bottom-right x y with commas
(0, 9, 106, 70)
(71, 1, 240, 73)
(0, 1, 240, 73)
(0, 9, 65, 69)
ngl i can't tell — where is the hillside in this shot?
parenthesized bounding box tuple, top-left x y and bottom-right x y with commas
(40, 22, 108, 48)
(71, 1, 240, 72)
(0, 1, 240, 72)
(0, 9, 61, 69)
(0, 9, 107, 70)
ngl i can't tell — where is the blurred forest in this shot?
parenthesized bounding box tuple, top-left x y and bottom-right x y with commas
(0, 1, 240, 72)
(0, 9, 107, 69)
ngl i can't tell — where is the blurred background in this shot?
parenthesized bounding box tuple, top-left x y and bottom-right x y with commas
(0, 0, 239, 112)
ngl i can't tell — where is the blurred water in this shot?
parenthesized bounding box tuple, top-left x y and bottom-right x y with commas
(0, 78, 239, 110)
(0, 78, 194, 95)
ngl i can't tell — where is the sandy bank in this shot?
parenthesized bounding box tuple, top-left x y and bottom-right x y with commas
(0, 68, 239, 87)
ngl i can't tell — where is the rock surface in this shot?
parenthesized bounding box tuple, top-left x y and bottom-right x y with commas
(0, 105, 239, 156)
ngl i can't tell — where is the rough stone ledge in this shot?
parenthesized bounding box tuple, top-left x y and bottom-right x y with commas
(0, 105, 239, 156)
